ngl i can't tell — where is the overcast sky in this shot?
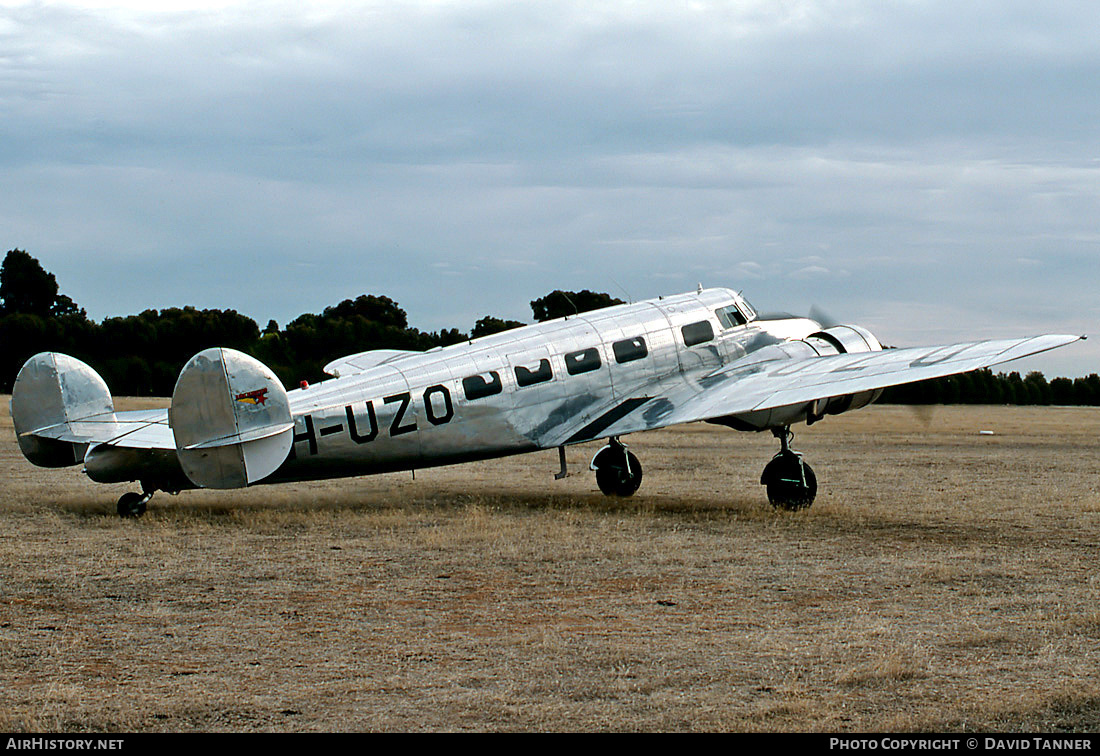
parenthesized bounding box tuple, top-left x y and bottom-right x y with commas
(2, 0, 1097, 376)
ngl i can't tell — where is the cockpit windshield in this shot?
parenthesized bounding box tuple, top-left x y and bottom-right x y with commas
(716, 297, 757, 329)
(716, 304, 746, 329)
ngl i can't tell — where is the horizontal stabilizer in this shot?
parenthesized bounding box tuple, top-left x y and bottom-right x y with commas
(170, 348, 293, 489)
(181, 422, 295, 450)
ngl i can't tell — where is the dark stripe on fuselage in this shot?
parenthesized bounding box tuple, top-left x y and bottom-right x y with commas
(565, 397, 651, 444)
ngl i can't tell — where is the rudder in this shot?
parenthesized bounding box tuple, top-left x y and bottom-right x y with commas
(169, 348, 293, 489)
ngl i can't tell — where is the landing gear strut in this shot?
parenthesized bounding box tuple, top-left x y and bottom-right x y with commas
(117, 485, 154, 518)
(591, 437, 643, 497)
(761, 427, 817, 510)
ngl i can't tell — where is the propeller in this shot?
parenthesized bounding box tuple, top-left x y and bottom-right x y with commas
(808, 304, 840, 329)
(910, 403, 936, 427)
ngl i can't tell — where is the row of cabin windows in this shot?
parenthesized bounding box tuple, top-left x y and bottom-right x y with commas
(460, 309, 738, 402)
(461, 337, 645, 402)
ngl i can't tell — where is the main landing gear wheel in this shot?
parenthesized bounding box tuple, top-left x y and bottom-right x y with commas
(117, 491, 152, 518)
(592, 439, 643, 497)
(761, 427, 817, 511)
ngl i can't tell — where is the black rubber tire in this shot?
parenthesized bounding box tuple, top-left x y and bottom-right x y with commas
(594, 448, 643, 497)
(761, 452, 817, 510)
(117, 492, 147, 518)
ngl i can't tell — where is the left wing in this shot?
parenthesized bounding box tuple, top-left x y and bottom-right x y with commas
(324, 348, 423, 377)
(541, 334, 1084, 447)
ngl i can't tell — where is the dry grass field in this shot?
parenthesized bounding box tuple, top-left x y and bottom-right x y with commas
(1, 396, 1099, 732)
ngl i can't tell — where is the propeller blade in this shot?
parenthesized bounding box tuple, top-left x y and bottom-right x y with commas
(808, 304, 840, 329)
(909, 403, 935, 427)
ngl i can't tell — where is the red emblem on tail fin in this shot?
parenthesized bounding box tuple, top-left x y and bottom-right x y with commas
(235, 388, 269, 406)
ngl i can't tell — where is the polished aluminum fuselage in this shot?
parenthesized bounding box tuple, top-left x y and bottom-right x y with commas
(271, 288, 819, 482)
(11, 286, 1082, 503)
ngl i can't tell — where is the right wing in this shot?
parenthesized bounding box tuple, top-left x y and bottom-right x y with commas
(538, 334, 1084, 447)
(660, 334, 1084, 426)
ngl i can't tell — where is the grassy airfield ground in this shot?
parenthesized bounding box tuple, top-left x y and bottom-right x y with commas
(1, 397, 1099, 732)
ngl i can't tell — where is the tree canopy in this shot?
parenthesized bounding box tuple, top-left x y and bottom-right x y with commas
(0, 249, 85, 318)
(471, 316, 525, 339)
(530, 290, 624, 322)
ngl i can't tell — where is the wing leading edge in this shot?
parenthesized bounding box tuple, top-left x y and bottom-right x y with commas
(540, 334, 1085, 447)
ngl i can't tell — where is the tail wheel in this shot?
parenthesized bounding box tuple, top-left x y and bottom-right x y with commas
(117, 492, 149, 518)
(593, 447, 643, 497)
(761, 450, 817, 510)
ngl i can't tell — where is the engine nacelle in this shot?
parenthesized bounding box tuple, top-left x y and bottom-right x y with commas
(802, 324, 882, 357)
(714, 324, 884, 431)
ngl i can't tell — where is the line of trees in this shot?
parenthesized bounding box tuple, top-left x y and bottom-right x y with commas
(0, 249, 620, 395)
(878, 368, 1100, 406)
(1, 248, 1096, 402)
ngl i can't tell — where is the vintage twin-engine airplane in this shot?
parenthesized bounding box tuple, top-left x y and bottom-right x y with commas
(10, 287, 1083, 517)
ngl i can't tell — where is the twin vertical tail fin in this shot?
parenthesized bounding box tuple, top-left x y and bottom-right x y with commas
(169, 348, 294, 489)
(11, 348, 294, 490)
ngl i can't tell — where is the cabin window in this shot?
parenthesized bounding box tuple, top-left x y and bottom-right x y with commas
(681, 320, 714, 347)
(612, 336, 648, 364)
(564, 347, 601, 375)
(462, 371, 502, 400)
(716, 305, 747, 329)
(514, 359, 552, 388)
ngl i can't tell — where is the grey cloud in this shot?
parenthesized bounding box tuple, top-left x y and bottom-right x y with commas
(1, 0, 1097, 375)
